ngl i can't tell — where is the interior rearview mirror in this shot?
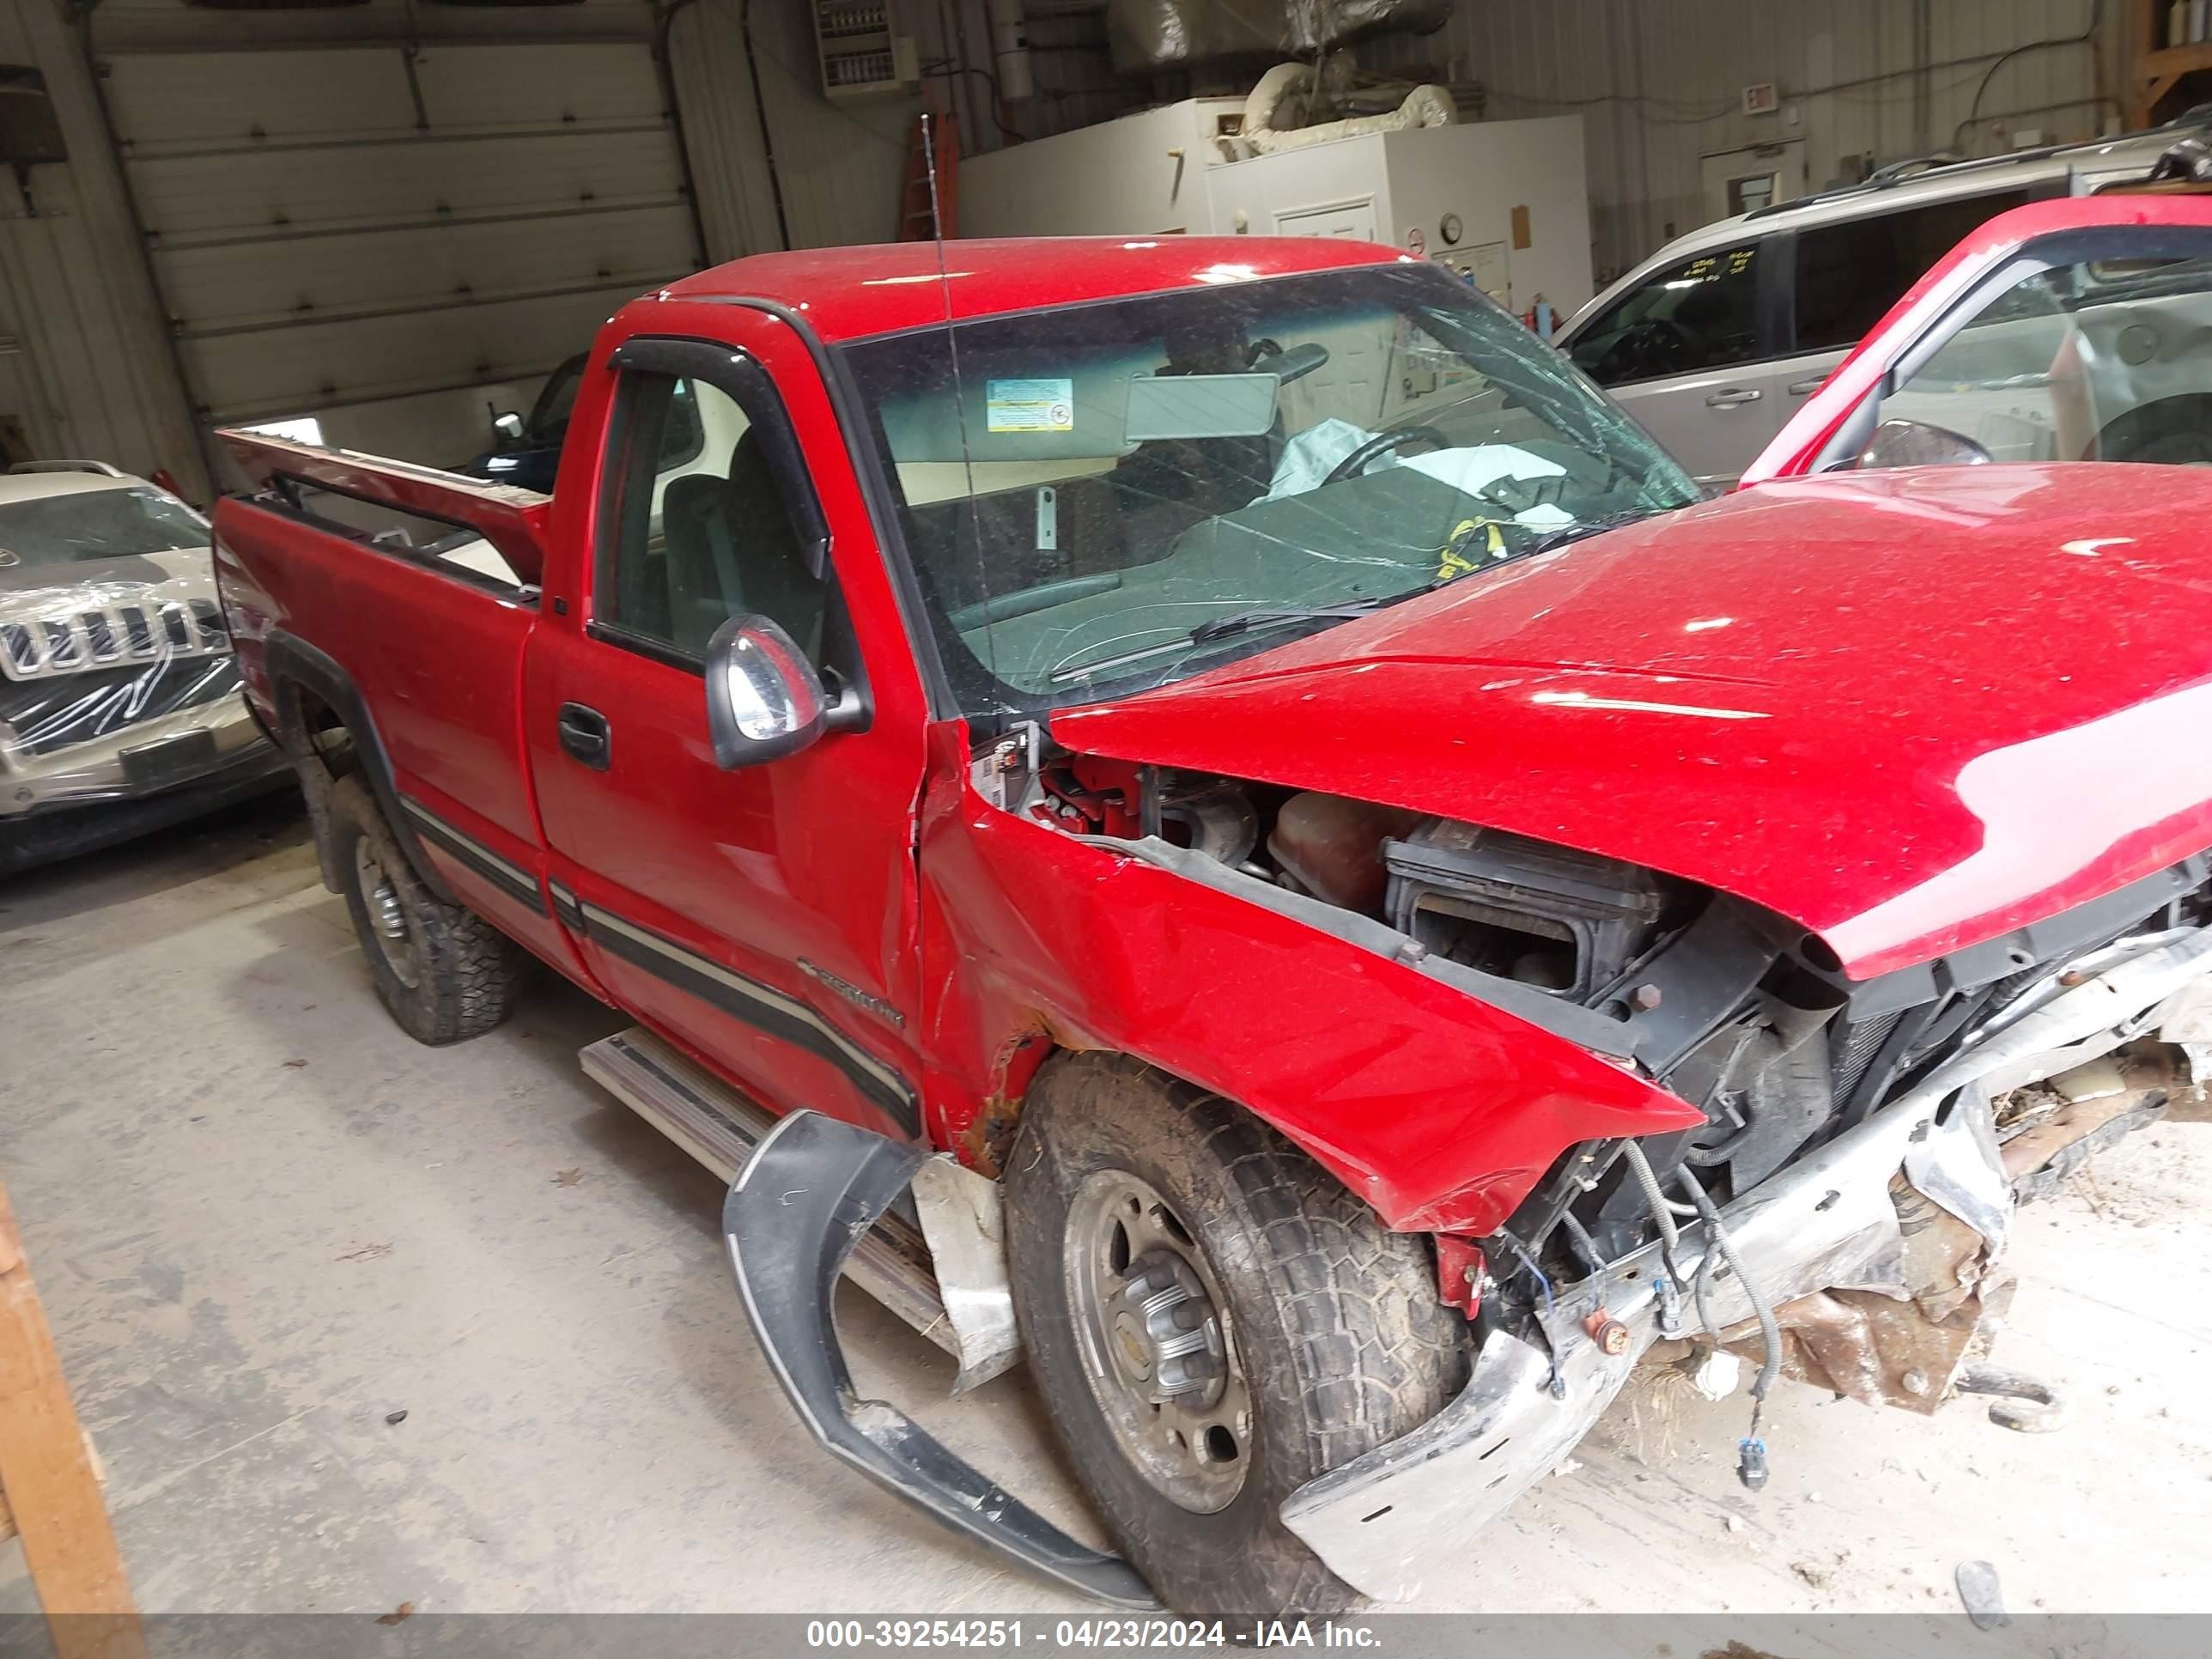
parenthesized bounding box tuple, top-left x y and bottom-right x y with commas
(1856, 417, 1992, 471)
(704, 616, 866, 769)
(493, 410, 526, 444)
(1257, 341, 1329, 384)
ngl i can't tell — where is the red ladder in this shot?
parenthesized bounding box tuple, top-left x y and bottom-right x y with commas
(898, 112, 959, 240)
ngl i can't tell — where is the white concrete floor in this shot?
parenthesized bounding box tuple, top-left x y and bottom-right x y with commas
(3, 797, 2209, 1618)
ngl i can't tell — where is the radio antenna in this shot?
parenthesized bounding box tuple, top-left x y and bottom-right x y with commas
(921, 112, 997, 683)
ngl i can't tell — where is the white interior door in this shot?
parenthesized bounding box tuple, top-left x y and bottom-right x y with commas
(1699, 142, 1807, 224)
(1273, 198, 1379, 240)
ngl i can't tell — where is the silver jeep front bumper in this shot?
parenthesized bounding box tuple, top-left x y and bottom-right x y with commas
(0, 693, 275, 818)
(1281, 924, 2212, 1602)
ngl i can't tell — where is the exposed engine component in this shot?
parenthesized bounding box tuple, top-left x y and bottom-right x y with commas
(1158, 779, 1259, 868)
(1384, 818, 1676, 1000)
(1267, 792, 1420, 912)
(1673, 1012, 1835, 1190)
(1005, 738, 2212, 1496)
(1024, 753, 2207, 1325)
(1035, 757, 1141, 838)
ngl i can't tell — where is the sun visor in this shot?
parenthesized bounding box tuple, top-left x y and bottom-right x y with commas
(878, 349, 1279, 463)
(1124, 372, 1280, 441)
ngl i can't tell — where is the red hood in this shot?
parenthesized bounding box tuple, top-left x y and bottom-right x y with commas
(1052, 464, 2212, 980)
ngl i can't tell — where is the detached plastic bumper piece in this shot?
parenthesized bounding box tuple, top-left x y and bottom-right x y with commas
(723, 1109, 1158, 1609)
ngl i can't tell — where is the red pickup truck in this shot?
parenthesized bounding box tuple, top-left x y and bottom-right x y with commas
(215, 200, 2212, 1617)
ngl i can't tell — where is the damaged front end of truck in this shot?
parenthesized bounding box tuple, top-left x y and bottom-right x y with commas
(984, 732, 2212, 1594)
(729, 699, 2212, 1605)
(720, 242, 2212, 1611)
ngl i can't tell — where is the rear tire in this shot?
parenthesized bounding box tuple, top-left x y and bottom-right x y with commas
(1005, 1052, 1469, 1618)
(327, 774, 524, 1044)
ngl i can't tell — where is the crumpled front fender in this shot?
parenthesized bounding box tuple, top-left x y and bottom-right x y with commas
(915, 724, 1701, 1235)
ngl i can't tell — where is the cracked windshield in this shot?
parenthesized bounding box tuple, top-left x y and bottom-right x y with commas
(839, 264, 1696, 709)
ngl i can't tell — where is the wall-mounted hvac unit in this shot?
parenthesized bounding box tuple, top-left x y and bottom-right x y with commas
(813, 0, 919, 99)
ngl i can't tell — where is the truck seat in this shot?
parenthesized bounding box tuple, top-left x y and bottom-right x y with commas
(659, 435, 827, 660)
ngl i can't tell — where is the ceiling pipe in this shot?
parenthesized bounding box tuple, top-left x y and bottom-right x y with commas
(737, 0, 795, 250)
(650, 0, 715, 269)
(987, 0, 1033, 102)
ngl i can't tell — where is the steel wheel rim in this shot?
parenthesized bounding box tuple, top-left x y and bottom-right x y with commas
(353, 837, 421, 989)
(1063, 1169, 1252, 1512)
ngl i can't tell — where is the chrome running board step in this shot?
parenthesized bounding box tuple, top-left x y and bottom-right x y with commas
(580, 1026, 956, 1358)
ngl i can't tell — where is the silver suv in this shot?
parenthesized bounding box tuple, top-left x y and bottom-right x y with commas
(0, 460, 289, 872)
(1558, 120, 2209, 486)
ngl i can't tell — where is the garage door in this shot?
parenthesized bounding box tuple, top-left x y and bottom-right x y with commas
(103, 37, 698, 469)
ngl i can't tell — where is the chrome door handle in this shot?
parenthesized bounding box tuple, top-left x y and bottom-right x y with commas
(1705, 387, 1763, 408)
(1786, 377, 1826, 396)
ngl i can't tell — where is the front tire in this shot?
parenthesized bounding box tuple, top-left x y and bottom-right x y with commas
(327, 774, 524, 1044)
(1006, 1052, 1469, 1617)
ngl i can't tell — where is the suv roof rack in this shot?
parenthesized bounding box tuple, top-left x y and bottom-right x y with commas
(1741, 106, 2212, 223)
(5, 459, 128, 477)
(1862, 151, 1968, 186)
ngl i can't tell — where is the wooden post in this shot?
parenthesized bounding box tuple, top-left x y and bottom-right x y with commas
(2130, 0, 2212, 127)
(0, 1182, 145, 1659)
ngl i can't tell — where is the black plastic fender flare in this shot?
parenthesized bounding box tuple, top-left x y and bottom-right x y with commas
(722, 1109, 1158, 1609)
(263, 629, 457, 904)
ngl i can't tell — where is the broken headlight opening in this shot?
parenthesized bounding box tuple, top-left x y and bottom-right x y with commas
(989, 738, 2212, 1492)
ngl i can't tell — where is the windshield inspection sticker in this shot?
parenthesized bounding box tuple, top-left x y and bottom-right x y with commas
(987, 379, 1075, 433)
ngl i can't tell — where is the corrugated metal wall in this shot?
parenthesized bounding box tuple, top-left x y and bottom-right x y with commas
(0, 149, 185, 476)
(1359, 0, 2129, 283)
(671, 0, 922, 258)
(99, 23, 696, 462)
(0, 0, 210, 493)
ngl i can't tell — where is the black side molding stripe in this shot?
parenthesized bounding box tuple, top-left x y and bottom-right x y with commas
(571, 898, 920, 1136)
(401, 798, 548, 916)
(549, 880, 586, 936)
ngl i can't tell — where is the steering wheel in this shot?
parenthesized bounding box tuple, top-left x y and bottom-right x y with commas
(1322, 424, 1452, 485)
(1613, 317, 1692, 378)
(2095, 394, 2212, 466)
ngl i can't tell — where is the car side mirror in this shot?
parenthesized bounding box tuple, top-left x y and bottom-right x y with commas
(492, 410, 526, 444)
(703, 616, 863, 769)
(1856, 417, 1992, 471)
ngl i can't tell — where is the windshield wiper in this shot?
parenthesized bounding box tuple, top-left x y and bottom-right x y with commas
(1508, 508, 1655, 561)
(1186, 512, 1653, 647)
(1046, 599, 1393, 684)
(1054, 510, 1666, 686)
(1184, 598, 1390, 646)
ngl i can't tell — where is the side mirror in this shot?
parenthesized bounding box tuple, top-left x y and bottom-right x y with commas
(704, 615, 864, 769)
(1856, 417, 1992, 471)
(492, 410, 526, 444)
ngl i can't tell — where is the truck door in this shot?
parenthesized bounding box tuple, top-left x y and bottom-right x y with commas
(524, 311, 934, 1141)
